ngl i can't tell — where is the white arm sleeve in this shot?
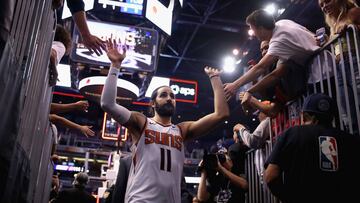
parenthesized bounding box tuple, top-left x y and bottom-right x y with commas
(100, 67, 131, 124)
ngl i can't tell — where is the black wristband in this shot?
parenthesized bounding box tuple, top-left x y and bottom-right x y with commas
(209, 74, 220, 79)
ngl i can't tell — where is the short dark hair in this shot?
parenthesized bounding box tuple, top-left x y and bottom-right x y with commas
(73, 172, 89, 188)
(303, 112, 334, 127)
(246, 9, 275, 30)
(150, 85, 170, 102)
(54, 24, 72, 55)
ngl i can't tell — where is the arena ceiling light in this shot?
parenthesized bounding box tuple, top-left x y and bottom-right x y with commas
(264, 3, 277, 15)
(222, 56, 236, 73)
(232, 49, 239, 56)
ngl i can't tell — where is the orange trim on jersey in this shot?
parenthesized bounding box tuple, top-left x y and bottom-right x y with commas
(140, 118, 148, 135)
(149, 118, 172, 127)
(177, 124, 184, 139)
(132, 118, 147, 173)
(134, 118, 148, 147)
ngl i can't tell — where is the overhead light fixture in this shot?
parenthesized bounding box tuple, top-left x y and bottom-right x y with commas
(264, 3, 276, 15)
(232, 49, 239, 56)
(222, 56, 236, 73)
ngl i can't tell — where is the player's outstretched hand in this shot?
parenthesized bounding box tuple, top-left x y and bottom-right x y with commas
(204, 66, 222, 78)
(106, 39, 126, 67)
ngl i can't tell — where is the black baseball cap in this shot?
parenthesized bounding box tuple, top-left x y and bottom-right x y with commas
(302, 93, 336, 117)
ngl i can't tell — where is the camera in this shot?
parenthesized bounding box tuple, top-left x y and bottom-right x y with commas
(198, 151, 227, 174)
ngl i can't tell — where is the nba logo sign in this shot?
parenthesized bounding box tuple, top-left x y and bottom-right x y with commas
(318, 136, 338, 171)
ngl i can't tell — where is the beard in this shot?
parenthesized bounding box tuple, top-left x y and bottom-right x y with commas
(155, 102, 175, 117)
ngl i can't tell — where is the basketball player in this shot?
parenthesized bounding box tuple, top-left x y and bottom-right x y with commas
(101, 39, 229, 203)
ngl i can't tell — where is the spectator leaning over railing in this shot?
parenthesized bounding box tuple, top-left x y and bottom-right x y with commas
(318, 0, 360, 134)
(239, 40, 291, 118)
(224, 10, 319, 110)
(66, 0, 106, 56)
(49, 24, 72, 86)
(233, 101, 271, 183)
(264, 93, 360, 203)
(239, 41, 283, 117)
(52, 0, 106, 55)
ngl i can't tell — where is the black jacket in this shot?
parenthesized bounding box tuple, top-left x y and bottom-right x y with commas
(51, 187, 96, 203)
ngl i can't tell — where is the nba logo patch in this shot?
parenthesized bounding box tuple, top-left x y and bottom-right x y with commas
(319, 136, 338, 171)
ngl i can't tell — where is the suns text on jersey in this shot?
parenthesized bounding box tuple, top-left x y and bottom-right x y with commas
(144, 129, 183, 151)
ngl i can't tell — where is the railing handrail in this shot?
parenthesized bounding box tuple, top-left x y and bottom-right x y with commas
(310, 24, 359, 58)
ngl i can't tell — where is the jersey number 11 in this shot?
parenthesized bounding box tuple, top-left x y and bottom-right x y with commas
(160, 148, 171, 172)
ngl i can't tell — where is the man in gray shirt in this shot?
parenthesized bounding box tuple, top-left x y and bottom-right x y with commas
(233, 103, 271, 181)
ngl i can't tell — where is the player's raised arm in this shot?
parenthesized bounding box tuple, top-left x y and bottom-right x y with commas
(100, 39, 146, 143)
(179, 66, 230, 141)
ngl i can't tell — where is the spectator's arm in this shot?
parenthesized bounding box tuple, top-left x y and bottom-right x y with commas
(66, 0, 85, 14)
(247, 62, 287, 95)
(238, 118, 270, 149)
(248, 97, 281, 118)
(50, 101, 89, 114)
(218, 165, 248, 190)
(49, 114, 95, 137)
(71, 11, 106, 56)
(224, 54, 278, 99)
(263, 129, 289, 201)
(50, 48, 57, 65)
(197, 171, 210, 202)
(264, 164, 285, 200)
(49, 48, 59, 86)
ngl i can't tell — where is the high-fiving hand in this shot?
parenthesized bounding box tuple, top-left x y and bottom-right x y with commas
(82, 34, 106, 56)
(105, 39, 127, 68)
(204, 66, 222, 77)
(224, 82, 237, 101)
(240, 91, 253, 114)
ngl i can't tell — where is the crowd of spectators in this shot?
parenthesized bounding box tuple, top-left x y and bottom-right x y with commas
(46, 0, 360, 202)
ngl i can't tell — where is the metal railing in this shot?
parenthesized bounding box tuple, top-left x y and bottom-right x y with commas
(245, 25, 360, 203)
(0, 0, 56, 202)
(307, 25, 360, 134)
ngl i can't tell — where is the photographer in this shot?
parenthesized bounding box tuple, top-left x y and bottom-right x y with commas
(197, 145, 248, 203)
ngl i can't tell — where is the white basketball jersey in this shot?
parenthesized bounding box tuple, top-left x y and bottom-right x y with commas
(124, 118, 185, 203)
